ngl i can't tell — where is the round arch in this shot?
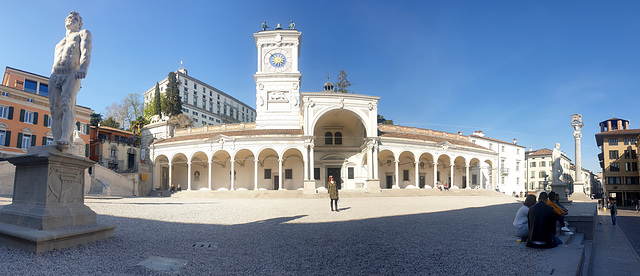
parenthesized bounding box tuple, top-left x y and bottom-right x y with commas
(310, 107, 372, 138)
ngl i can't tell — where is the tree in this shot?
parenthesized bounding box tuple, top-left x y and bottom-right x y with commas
(90, 112, 102, 126)
(168, 114, 194, 129)
(163, 72, 182, 116)
(129, 116, 148, 135)
(377, 114, 394, 125)
(101, 117, 121, 129)
(153, 82, 162, 115)
(334, 70, 353, 94)
(104, 93, 144, 130)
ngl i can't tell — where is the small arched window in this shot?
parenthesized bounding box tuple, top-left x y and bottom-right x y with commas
(325, 132, 333, 145)
(334, 132, 342, 145)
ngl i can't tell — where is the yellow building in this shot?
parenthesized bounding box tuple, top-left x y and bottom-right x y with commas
(595, 117, 640, 206)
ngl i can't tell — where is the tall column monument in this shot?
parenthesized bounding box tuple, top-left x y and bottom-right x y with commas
(571, 114, 585, 194)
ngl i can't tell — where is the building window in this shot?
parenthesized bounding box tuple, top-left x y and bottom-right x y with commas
(184, 79, 188, 86)
(39, 83, 48, 96)
(530, 162, 536, 167)
(530, 171, 535, 178)
(1, 91, 9, 97)
(626, 162, 632, 172)
(610, 162, 620, 172)
(184, 94, 188, 102)
(194, 83, 197, 89)
(0, 105, 10, 119)
(403, 170, 409, 181)
(314, 168, 320, 180)
(608, 177, 621, 185)
(0, 131, 5, 146)
(22, 110, 35, 124)
(516, 161, 520, 171)
(21, 134, 32, 148)
(633, 162, 638, 172)
(193, 98, 197, 105)
(334, 132, 342, 145)
(348, 167, 354, 179)
(24, 79, 37, 93)
(26, 98, 33, 103)
(264, 169, 271, 179)
(501, 176, 505, 184)
(539, 171, 546, 178)
(501, 146, 505, 152)
(325, 132, 333, 145)
(183, 87, 188, 93)
(517, 148, 520, 154)
(285, 169, 292, 179)
(46, 137, 54, 145)
(609, 150, 619, 159)
(627, 177, 640, 185)
(609, 138, 618, 146)
(539, 161, 545, 167)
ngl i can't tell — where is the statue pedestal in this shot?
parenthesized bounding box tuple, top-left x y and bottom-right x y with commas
(0, 146, 115, 253)
(367, 179, 381, 193)
(303, 180, 316, 194)
(551, 183, 572, 204)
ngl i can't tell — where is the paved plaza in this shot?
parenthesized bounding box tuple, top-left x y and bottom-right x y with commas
(0, 191, 571, 275)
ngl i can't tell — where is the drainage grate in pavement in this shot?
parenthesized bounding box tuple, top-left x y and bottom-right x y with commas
(192, 242, 218, 249)
(137, 256, 187, 272)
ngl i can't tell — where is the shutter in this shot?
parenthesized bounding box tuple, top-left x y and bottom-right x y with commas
(17, 133, 22, 148)
(42, 136, 47, 146)
(31, 135, 36, 147)
(4, 130, 10, 146)
(44, 114, 49, 127)
(19, 109, 25, 122)
(8, 107, 13, 120)
(85, 124, 90, 135)
(76, 122, 80, 131)
(33, 112, 38, 125)
(85, 144, 89, 157)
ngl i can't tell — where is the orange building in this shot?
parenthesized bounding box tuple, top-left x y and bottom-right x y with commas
(89, 125, 139, 172)
(0, 67, 93, 157)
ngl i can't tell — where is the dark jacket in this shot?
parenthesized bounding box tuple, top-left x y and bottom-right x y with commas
(610, 203, 617, 215)
(526, 201, 558, 248)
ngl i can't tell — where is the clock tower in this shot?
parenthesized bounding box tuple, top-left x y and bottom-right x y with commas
(253, 24, 302, 129)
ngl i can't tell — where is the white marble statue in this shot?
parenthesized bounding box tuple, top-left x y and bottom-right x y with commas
(552, 143, 563, 185)
(49, 11, 92, 150)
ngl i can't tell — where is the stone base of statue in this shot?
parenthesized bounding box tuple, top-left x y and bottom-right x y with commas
(0, 146, 115, 253)
(303, 180, 316, 194)
(367, 179, 381, 193)
(551, 183, 572, 204)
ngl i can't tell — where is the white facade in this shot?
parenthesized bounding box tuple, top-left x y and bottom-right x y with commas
(143, 69, 256, 127)
(469, 131, 526, 195)
(525, 148, 573, 192)
(145, 26, 504, 194)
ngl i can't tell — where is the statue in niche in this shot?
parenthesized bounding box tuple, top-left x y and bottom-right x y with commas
(50, 11, 92, 150)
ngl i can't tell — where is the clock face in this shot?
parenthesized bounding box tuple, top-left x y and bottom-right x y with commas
(264, 48, 292, 72)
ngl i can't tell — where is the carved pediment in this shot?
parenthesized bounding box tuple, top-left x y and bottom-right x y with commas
(436, 141, 455, 151)
(21, 127, 34, 135)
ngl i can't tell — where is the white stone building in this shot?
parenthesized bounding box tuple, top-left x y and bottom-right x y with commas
(144, 26, 505, 194)
(143, 68, 256, 127)
(469, 131, 526, 196)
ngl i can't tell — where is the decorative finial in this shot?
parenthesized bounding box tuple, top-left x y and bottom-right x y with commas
(275, 23, 282, 30)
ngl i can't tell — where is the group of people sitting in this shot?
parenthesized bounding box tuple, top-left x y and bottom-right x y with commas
(169, 184, 182, 193)
(513, 191, 572, 248)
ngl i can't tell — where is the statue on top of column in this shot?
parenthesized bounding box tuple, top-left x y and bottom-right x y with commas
(571, 114, 583, 139)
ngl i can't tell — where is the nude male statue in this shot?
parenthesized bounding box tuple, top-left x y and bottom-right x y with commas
(50, 11, 92, 149)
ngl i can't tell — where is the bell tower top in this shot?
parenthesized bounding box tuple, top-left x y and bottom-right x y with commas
(253, 23, 303, 130)
(254, 28, 301, 75)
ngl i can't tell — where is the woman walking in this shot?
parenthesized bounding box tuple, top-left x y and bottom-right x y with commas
(328, 175, 339, 212)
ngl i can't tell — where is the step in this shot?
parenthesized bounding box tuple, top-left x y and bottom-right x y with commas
(567, 232, 585, 246)
(580, 240, 592, 276)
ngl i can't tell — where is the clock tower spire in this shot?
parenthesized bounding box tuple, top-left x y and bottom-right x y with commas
(253, 24, 302, 129)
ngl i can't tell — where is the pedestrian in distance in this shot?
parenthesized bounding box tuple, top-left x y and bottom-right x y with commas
(328, 175, 339, 212)
(610, 197, 617, 225)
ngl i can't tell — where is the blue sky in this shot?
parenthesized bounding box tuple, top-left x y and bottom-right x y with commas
(1, 0, 639, 173)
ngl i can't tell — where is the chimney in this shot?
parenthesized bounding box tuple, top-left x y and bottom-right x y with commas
(472, 130, 484, 137)
(513, 138, 517, 145)
(458, 131, 462, 135)
(529, 147, 532, 151)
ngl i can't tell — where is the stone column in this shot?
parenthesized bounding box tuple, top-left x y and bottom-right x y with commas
(304, 145, 309, 181)
(373, 145, 379, 178)
(415, 161, 420, 188)
(278, 158, 283, 190)
(465, 165, 470, 189)
(168, 161, 173, 189)
(572, 114, 585, 195)
(433, 162, 438, 188)
(254, 158, 259, 190)
(367, 147, 373, 179)
(230, 157, 235, 191)
(208, 160, 212, 190)
(310, 146, 315, 178)
(450, 164, 454, 189)
(393, 160, 400, 189)
(479, 165, 484, 189)
(187, 161, 192, 191)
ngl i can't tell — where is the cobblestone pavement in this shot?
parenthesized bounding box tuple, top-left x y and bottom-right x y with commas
(0, 193, 552, 275)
